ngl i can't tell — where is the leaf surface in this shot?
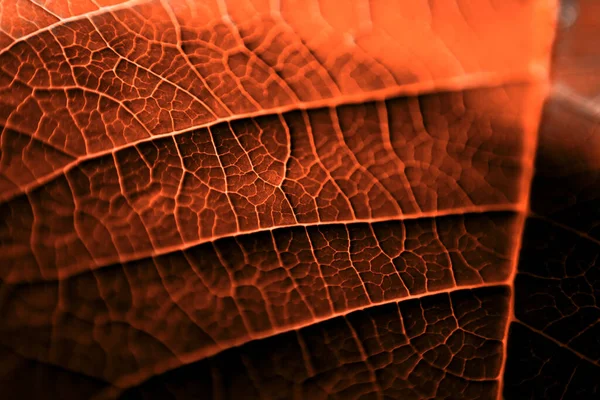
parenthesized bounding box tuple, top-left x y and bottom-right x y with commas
(504, 91, 600, 399)
(0, 1, 566, 399)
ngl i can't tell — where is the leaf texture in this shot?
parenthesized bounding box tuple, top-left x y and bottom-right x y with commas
(504, 90, 600, 399)
(0, 0, 563, 399)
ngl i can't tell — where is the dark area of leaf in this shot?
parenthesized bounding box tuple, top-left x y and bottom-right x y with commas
(123, 286, 509, 400)
(504, 97, 600, 398)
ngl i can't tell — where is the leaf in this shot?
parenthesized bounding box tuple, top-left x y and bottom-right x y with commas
(503, 90, 600, 399)
(0, 0, 573, 399)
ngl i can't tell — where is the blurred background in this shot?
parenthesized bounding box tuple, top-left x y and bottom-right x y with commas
(554, 0, 600, 99)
